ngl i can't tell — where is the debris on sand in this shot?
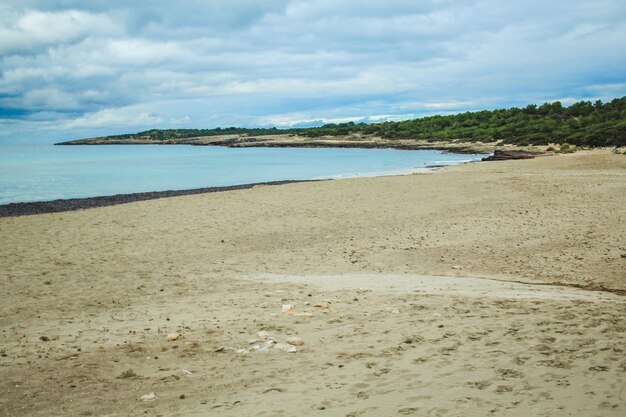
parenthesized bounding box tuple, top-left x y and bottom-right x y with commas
(140, 392, 156, 402)
(117, 369, 139, 379)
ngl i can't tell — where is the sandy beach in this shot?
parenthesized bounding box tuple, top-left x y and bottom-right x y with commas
(0, 150, 625, 416)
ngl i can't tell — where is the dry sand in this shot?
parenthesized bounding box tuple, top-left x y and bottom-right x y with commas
(0, 150, 625, 416)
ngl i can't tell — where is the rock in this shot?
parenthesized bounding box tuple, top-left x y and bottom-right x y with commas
(248, 338, 258, 344)
(286, 337, 304, 346)
(451, 265, 462, 270)
(140, 392, 157, 402)
(166, 333, 180, 341)
(39, 336, 50, 342)
(117, 369, 138, 379)
(482, 150, 546, 162)
(314, 302, 331, 309)
(257, 331, 270, 339)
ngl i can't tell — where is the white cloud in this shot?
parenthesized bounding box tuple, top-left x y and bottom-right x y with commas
(0, 9, 122, 54)
(64, 108, 164, 129)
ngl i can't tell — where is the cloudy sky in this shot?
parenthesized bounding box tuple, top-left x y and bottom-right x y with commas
(1, 0, 626, 142)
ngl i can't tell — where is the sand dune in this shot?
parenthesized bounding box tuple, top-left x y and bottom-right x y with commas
(0, 150, 624, 416)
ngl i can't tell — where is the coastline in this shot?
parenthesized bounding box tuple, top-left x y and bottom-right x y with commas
(0, 166, 456, 218)
(0, 152, 487, 217)
(0, 180, 323, 218)
(1, 150, 624, 417)
(55, 133, 547, 155)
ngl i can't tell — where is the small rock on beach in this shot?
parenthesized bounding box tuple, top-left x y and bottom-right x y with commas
(286, 337, 304, 346)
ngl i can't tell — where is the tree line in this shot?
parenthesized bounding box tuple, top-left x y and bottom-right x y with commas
(100, 97, 626, 147)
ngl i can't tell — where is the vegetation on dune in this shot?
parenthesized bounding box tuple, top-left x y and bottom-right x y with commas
(91, 97, 626, 147)
(97, 126, 281, 141)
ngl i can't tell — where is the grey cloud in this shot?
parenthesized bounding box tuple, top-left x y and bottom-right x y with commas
(1, 0, 626, 141)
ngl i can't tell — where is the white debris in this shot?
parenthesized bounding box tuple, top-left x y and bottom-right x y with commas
(281, 304, 295, 313)
(140, 392, 157, 402)
(274, 343, 297, 353)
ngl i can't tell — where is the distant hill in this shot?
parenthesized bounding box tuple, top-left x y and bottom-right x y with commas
(297, 97, 626, 147)
(60, 97, 626, 147)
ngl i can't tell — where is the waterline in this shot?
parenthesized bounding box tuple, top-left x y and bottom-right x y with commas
(0, 144, 488, 205)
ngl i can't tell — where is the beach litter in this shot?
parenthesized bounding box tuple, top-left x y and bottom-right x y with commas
(233, 335, 295, 354)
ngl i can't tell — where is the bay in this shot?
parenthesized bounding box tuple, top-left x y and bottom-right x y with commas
(0, 144, 487, 205)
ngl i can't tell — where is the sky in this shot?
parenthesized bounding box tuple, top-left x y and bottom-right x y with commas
(1, 0, 626, 143)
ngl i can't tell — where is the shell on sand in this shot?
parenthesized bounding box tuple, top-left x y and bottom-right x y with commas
(281, 304, 295, 312)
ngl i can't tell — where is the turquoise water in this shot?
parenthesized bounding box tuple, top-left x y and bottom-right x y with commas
(0, 144, 487, 204)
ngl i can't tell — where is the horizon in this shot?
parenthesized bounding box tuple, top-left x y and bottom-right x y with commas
(2, 1, 626, 144)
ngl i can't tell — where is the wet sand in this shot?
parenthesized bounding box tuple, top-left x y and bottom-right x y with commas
(0, 150, 624, 416)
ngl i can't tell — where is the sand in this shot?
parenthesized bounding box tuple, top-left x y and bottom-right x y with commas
(0, 150, 624, 416)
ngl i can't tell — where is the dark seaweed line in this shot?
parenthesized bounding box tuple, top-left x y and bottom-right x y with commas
(0, 180, 325, 218)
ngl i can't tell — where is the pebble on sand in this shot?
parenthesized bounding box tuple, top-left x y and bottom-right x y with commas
(166, 333, 180, 341)
(286, 337, 304, 346)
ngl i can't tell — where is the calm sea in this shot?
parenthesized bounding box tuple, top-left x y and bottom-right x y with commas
(0, 144, 487, 205)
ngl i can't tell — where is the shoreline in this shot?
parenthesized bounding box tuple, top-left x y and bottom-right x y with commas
(55, 134, 544, 155)
(0, 151, 490, 217)
(0, 179, 325, 218)
(0, 165, 457, 218)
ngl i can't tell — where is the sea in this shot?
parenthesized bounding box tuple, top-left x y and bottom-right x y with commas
(0, 144, 488, 205)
